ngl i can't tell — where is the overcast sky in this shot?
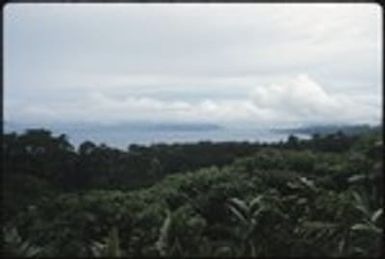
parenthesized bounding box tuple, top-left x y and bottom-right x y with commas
(4, 3, 382, 128)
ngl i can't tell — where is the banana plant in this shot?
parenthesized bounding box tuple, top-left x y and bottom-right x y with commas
(350, 190, 382, 233)
(348, 190, 383, 256)
(91, 226, 122, 257)
(225, 194, 287, 256)
(154, 209, 185, 257)
(155, 209, 172, 257)
(3, 226, 43, 257)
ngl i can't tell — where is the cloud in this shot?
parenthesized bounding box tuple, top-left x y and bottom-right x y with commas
(3, 4, 381, 128)
(6, 74, 380, 127)
(251, 74, 339, 115)
(251, 74, 381, 125)
(5, 4, 381, 90)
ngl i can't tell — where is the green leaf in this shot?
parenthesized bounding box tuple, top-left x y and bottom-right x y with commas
(352, 191, 363, 204)
(351, 223, 381, 234)
(371, 208, 383, 223)
(227, 203, 248, 225)
(297, 198, 307, 205)
(302, 221, 337, 229)
(298, 177, 317, 191)
(351, 223, 371, 231)
(106, 226, 121, 257)
(249, 195, 264, 212)
(155, 210, 172, 256)
(170, 237, 183, 256)
(250, 242, 257, 257)
(352, 192, 371, 216)
(90, 241, 105, 257)
(352, 247, 366, 255)
(252, 207, 265, 218)
(347, 174, 366, 183)
(228, 198, 250, 217)
(287, 181, 301, 189)
(338, 238, 345, 254)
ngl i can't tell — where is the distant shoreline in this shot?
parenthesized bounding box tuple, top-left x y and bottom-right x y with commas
(271, 124, 381, 137)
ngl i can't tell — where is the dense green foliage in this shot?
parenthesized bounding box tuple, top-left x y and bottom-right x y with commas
(2, 126, 383, 257)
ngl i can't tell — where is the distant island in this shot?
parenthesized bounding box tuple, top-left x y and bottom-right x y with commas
(272, 124, 382, 137)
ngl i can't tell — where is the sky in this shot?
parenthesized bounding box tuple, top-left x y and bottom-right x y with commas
(3, 3, 383, 129)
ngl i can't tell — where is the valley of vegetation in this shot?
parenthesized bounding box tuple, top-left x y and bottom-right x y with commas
(2, 125, 383, 257)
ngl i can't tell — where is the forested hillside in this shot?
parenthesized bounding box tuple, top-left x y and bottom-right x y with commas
(2, 127, 383, 257)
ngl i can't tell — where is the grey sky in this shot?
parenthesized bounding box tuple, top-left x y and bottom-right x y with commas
(4, 3, 382, 127)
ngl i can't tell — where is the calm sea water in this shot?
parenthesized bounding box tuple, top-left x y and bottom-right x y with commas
(4, 123, 311, 150)
(63, 128, 310, 150)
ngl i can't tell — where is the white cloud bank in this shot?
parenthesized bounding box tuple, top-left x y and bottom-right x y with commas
(6, 75, 380, 127)
(251, 75, 380, 125)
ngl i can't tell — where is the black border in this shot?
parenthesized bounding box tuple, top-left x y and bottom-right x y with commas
(1, 1, 383, 259)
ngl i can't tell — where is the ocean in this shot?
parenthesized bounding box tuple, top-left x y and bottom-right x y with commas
(4, 122, 311, 150)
